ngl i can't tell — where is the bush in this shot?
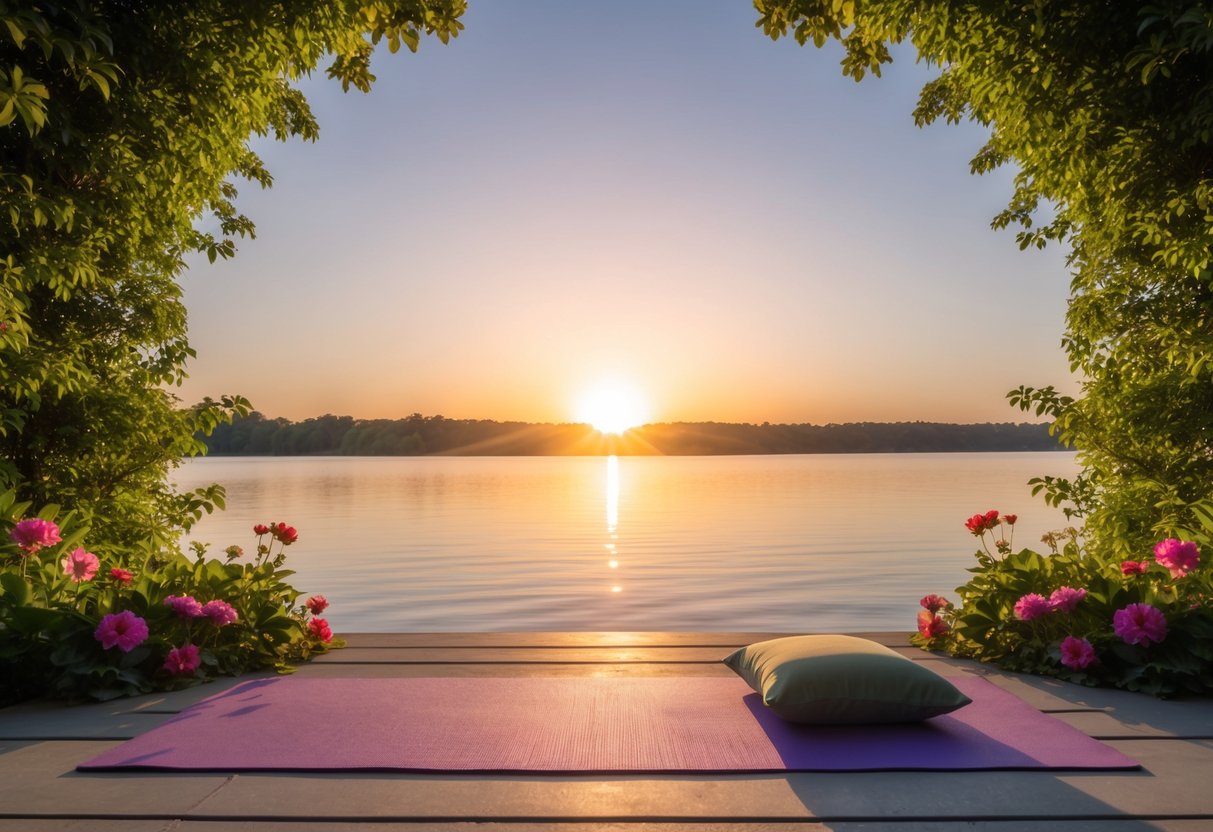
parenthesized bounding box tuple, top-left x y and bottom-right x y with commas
(913, 509, 1213, 696)
(0, 490, 341, 704)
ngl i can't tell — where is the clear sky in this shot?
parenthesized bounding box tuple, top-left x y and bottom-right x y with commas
(178, 0, 1076, 426)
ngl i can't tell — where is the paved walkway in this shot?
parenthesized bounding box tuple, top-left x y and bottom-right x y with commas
(1, 632, 1211, 831)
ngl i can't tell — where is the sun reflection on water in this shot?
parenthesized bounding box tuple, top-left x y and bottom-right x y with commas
(606, 454, 621, 595)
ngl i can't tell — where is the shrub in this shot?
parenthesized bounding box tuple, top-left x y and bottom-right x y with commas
(913, 509, 1213, 696)
(0, 490, 340, 704)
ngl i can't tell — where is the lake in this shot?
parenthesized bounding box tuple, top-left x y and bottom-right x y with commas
(175, 453, 1080, 633)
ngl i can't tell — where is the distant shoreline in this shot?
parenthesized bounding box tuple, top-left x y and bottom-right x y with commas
(201, 414, 1066, 456)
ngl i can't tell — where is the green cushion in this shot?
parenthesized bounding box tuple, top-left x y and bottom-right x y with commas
(723, 634, 972, 724)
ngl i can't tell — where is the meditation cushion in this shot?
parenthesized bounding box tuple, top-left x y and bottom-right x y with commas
(723, 634, 972, 724)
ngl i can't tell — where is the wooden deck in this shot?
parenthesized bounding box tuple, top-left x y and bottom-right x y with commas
(2, 631, 1212, 831)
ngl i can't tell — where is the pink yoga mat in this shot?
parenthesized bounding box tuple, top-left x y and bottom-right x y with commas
(78, 675, 1138, 772)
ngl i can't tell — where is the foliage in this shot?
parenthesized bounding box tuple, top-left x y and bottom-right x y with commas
(203, 411, 1062, 456)
(0, 490, 339, 704)
(755, 1, 1213, 558)
(1, 1, 465, 551)
(914, 510, 1213, 696)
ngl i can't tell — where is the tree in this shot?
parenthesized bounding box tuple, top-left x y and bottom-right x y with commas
(755, 0, 1213, 557)
(1, 1, 465, 549)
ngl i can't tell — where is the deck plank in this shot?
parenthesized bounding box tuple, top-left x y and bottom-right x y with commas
(2, 822, 1208, 832)
(4, 737, 1211, 821)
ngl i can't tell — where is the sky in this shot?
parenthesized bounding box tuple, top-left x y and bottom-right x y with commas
(178, 1, 1076, 427)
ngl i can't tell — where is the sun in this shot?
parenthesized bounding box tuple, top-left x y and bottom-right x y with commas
(575, 381, 650, 434)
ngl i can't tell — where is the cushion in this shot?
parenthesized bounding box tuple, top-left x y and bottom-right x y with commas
(723, 634, 972, 724)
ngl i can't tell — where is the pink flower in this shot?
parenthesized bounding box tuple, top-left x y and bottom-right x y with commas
(108, 567, 134, 585)
(1059, 636, 1098, 670)
(200, 599, 239, 626)
(1153, 539, 1199, 578)
(164, 595, 204, 618)
(308, 617, 333, 643)
(94, 611, 149, 652)
(306, 595, 329, 615)
(1121, 560, 1149, 575)
(916, 610, 949, 639)
(61, 548, 100, 583)
(1013, 593, 1053, 621)
(1113, 603, 1168, 646)
(253, 523, 270, 536)
(9, 518, 61, 553)
(162, 644, 201, 676)
(1049, 586, 1087, 613)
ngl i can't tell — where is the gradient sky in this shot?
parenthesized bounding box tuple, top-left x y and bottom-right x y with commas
(178, 1, 1076, 426)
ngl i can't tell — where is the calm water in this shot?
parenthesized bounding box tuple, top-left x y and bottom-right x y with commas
(175, 453, 1079, 633)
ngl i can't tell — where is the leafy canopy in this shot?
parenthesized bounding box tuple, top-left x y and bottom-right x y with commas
(0, 1, 465, 549)
(756, 0, 1213, 556)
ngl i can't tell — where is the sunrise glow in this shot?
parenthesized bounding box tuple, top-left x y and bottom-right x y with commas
(575, 383, 650, 434)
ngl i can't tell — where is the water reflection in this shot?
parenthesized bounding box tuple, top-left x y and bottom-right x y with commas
(606, 455, 621, 595)
(606, 454, 619, 534)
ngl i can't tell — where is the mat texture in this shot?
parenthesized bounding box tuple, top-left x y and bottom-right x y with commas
(78, 675, 1138, 772)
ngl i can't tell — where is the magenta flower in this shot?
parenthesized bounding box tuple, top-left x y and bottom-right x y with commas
(1013, 593, 1053, 621)
(308, 617, 333, 643)
(1049, 586, 1087, 613)
(1113, 603, 1168, 646)
(306, 595, 329, 615)
(1059, 636, 1098, 670)
(919, 594, 950, 614)
(162, 644, 201, 676)
(61, 548, 100, 583)
(108, 567, 134, 585)
(94, 611, 149, 652)
(9, 518, 61, 553)
(1153, 539, 1199, 578)
(1121, 560, 1149, 576)
(916, 610, 949, 639)
(200, 599, 238, 626)
(164, 595, 205, 618)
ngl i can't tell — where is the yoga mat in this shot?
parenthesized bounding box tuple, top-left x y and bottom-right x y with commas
(78, 675, 1138, 772)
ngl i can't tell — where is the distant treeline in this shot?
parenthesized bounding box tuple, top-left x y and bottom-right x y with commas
(200, 413, 1066, 456)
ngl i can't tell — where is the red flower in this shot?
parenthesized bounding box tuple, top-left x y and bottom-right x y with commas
(308, 617, 333, 643)
(1002, 514, 1018, 526)
(916, 610, 949, 639)
(271, 522, 298, 545)
(108, 567, 134, 585)
(253, 523, 270, 536)
(965, 510, 1002, 535)
(1121, 560, 1149, 575)
(306, 595, 329, 615)
(919, 594, 951, 613)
